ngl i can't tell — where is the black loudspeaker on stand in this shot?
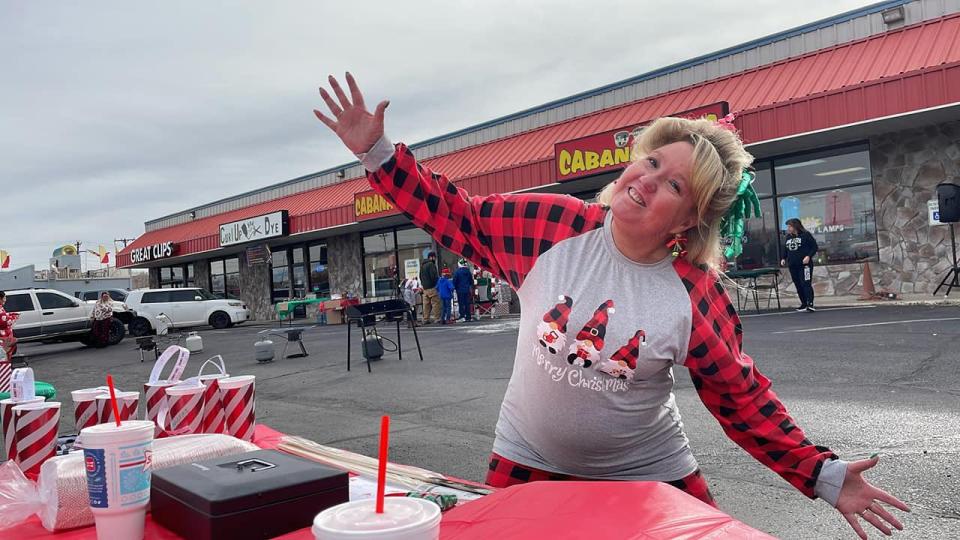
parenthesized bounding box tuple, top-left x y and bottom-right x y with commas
(933, 182, 960, 296)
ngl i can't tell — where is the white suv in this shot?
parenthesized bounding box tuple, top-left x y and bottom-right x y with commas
(125, 288, 250, 336)
(4, 288, 126, 346)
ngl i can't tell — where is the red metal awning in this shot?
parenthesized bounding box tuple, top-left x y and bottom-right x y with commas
(119, 14, 960, 267)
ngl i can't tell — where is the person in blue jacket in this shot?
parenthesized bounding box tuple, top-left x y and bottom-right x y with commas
(780, 218, 819, 312)
(452, 258, 474, 322)
(438, 267, 456, 324)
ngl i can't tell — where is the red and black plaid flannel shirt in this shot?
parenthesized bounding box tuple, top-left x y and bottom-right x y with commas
(368, 143, 836, 498)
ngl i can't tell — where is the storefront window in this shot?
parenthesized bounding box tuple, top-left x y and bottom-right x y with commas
(738, 198, 778, 270)
(772, 145, 877, 265)
(731, 145, 877, 268)
(396, 228, 432, 283)
(309, 244, 330, 297)
(776, 185, 877, 264)
(159, 265, 188, 288)
(210, 257, 240, 299)
(284, 247, 305, 298)
(272, 249, 291, 302)
(362, 230, 401, 298)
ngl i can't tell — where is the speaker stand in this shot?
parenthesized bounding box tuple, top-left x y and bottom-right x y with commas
(934, 222, 960, 296)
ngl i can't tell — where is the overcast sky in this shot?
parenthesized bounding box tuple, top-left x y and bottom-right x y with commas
(1, 0, 880, 269)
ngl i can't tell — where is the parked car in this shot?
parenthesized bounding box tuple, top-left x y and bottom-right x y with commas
(78, 289, 135, 324)
(4, 288, 126, 346)
(125, 288, 250, 336)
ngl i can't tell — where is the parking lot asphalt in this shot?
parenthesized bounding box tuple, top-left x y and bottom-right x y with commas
(12, 304, 960, 539)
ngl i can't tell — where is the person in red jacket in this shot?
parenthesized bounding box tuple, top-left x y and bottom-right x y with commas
(0, 291, 20, 359)
(314, 73, 908, 539)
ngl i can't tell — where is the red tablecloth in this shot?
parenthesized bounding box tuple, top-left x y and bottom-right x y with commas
(6, 425, 774, 539)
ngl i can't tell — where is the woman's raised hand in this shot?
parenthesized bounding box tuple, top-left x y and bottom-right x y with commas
(314, 73, 389, 155)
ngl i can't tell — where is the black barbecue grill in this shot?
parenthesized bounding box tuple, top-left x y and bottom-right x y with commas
(344, 299, 423, 373)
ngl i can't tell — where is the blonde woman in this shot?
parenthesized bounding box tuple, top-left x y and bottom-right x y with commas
(314, 73, 908, 538)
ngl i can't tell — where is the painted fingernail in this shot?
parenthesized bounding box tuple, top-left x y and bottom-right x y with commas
(869, 453, 879, 459)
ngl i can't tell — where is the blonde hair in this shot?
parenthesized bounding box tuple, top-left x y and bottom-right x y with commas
(596, 117, 754, 269)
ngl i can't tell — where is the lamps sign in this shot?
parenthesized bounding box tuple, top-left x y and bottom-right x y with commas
(219, 210, 290, 247)
(129, 242, 177, 263)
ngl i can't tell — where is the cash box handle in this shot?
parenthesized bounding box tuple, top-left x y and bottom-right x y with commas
(235, 458, 276, 472)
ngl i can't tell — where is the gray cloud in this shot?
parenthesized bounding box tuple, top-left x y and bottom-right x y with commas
(1, 0, 877, 268)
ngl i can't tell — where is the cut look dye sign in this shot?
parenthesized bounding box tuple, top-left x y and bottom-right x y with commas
(554, 102, 729, 182)
(219, 210, 290, 247)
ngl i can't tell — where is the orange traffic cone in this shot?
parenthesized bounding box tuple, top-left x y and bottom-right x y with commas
(859, 261, 877, 301)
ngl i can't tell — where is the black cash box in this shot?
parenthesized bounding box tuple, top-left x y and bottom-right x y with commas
(151, 449, 349, 540)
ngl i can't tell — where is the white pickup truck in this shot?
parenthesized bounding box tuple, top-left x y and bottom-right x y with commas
(4, 288, 125, 346)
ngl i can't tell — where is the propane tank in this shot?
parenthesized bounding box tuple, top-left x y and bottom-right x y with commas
(362, 330, 384, 360)
(185, 332, 204, 353)
(255, 338, 275, 363)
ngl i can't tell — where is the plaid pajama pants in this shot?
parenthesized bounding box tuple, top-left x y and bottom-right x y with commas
(485, 452, 717, 507)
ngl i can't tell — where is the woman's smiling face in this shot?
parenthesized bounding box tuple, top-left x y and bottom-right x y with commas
(608, 141, 698, 239)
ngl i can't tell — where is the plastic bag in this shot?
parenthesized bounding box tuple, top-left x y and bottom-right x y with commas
(0, 460, 41, 530)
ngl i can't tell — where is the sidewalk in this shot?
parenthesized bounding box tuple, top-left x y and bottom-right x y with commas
(749, 291, 960, 311)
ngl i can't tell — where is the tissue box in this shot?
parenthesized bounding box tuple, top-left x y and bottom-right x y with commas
(151, 449, 349, 540)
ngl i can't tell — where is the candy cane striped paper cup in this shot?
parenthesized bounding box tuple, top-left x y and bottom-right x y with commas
(96, 391, 140, 425)
(71, 388, 106, 432)
(13, 400, 61, 479)
(1, 396, 44, 461)
(219, 376, 255, 441)
(165, 383, 205, 436)
(199, 374, 228, 434)
(144, 380, 178, 438)
(0, 359, 11, 394)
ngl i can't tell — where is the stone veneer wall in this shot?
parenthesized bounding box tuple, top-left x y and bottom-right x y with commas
(327, 232, 363, 298)
(777, 119, 960, 300)
(871, 120, 960, 295)
(238, 251, 273, 321)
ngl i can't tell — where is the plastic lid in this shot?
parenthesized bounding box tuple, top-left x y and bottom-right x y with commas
(313, 498, 440, 534)
(80, 419, 154, 444)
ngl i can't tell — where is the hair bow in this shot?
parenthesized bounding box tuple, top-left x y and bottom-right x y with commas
(716, 113, 737, 133)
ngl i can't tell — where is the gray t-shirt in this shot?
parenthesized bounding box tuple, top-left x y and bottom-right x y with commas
(493, 212, 698, 481)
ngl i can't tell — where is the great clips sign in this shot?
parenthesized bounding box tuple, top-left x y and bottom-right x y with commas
(554, 102, 729, 182)
(129, 242, 178, 264)
(219, 210, 289, 247)
(354, 189, 400, 221)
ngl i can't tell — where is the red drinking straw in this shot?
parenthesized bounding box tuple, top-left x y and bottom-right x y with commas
(106, 375, 122, 427)
(376, 415, 390, 514)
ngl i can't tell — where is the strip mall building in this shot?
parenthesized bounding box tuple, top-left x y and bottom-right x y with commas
(119, 0, 960, 320)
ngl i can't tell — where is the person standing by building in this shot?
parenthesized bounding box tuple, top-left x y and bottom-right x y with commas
(419, 251, 440, 324)
(453, 258, 473, 322)
(401, 276, 421, 328)
(90, 291, 114, 347)
(438, 267, 455, 324)
(780, 218, 819, 312)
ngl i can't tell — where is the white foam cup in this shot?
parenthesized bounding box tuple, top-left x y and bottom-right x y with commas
(312, 497, 441, 540)
(79, 420, 155, 540)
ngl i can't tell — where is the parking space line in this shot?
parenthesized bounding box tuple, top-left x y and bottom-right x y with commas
(741, 305, 874, 318)
(772, 317, 960, 334)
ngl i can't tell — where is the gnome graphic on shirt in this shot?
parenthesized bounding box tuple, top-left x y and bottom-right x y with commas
(567, 300, 614, 368)
(598, 329, 647, 380)
(538, 296, 572, 355)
